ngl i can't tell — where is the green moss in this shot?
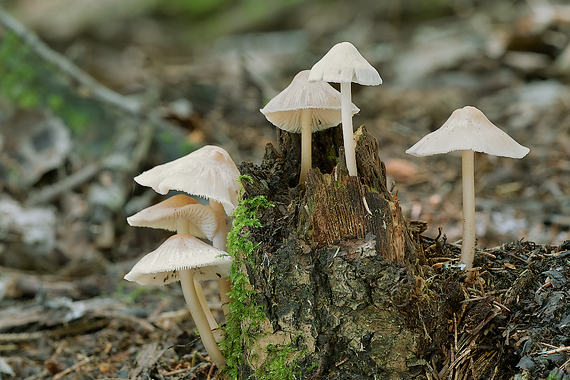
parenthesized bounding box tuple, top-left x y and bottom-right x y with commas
(221, 194, 307, 379)
(327, 145, 337, 164)
(0, 32, 101, 133)
(239, 174, 253, 186)
(255, 338, 306, 380)
(221, 195, 273, 379)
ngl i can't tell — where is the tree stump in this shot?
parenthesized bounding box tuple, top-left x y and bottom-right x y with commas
(225, 126, 452, 379)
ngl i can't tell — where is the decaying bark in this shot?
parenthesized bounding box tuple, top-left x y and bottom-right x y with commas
(232, 126, 449, 379)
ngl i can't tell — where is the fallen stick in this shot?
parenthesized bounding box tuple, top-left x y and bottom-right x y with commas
(0, 5, 141, 116)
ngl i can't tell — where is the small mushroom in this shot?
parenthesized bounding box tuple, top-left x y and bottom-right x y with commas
(127, 194, 217, 241)
(134, 145, 240, 315)
(260, 70, 359, 184)
(124, 234, 231, 366)
(127, 194, 219, 330)
(309, 42, 382, 177)
(406, 106, 529, 280)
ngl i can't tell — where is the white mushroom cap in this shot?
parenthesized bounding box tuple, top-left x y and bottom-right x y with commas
(126, 194, 217, 241)
(124, 234, 232, 285)
(260, 70, 360, 133)
(406, 106, 530, 158)
(134, 145, 241, 215)
(308, 42, 382, 85)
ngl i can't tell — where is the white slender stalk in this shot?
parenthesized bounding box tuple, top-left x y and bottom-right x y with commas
(210, 200, 231, 317)
(218, 278, 232, 315)
(210, 201, 227, 250)
(461, 150, 476, 280)
(299, 108, 312, 184)
(176, 219, 190, 235)
(340, 82, 357, 176)
(194, 279, 221, 341)
(179, 270, 226, 366)
(176, 219, 219, 333)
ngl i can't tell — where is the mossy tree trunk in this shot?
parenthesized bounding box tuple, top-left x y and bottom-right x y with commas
(225, 126, 451, 380)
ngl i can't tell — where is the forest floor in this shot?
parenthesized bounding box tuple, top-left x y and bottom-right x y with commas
(0, 0, 569, 379)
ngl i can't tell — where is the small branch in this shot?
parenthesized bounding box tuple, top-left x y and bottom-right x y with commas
(26, 162, 101, 206)
(539, 346, 570, 355)
(0, 5, 142, 116)
(26, 119, 155, 206)
(53, 355, 96, 380)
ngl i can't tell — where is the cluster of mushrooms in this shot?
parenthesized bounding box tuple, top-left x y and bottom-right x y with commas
(261, 42, 529, 281)
(124, 145, 241, 366)
(124, 42, 530, 366)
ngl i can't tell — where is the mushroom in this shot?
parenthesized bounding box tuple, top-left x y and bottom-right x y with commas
(406, 106, 529, 279)
(127, 194, 217, 241)
(260, 70, 360, 184)
(134, 145, 241, 313)
(127, 194, 220, 330)
(125, 234, 231, 366)
(309, 42, 382, 177)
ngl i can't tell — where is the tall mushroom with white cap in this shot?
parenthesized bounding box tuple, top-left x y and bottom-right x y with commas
(125, 234, 231, 366)
(260, 70, 360, 184)
(134, 145, 241, 314)
(127, 194, 220, 330)
(309, 42, 382, 177)
(406, 106, 530, 280)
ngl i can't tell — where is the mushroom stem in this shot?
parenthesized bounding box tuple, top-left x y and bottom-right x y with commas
(176, 220, 219, 334)
(299, 108, 312, 184)
(340, 82, 357, 176)
(210, 201, 227, 250)
(194, 279, 221, 340)
(210, 200, 231, 317)
(461, 150, 476, 280)
(176, 219, 190, 236)
(218, 277, 232, 315)
(179, 270, 226, 366)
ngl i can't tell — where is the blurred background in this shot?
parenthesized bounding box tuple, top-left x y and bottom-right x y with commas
(0, 0, 569, 377)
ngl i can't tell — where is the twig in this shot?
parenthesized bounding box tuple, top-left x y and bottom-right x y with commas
(26, 118, 155, 206)
(454, 313, 458, 351)
(538, 342, 558, 349)
(539, 346, 570, 355)
(492, 301, 510, 312)
(425, 360, 439, 380)
(560, 356, 570, 371)
(160, 367, 194, 376)
(94, 310, 155, 333)
(439, 343, 472, 379)
(0, 5, 142, 116)
(0, 319, 108, 342)
(26, 162, 101, 206)
(53, 355, 96, 380)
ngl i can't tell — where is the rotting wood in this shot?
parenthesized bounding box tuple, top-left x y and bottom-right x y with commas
(229, 125, 450, 379)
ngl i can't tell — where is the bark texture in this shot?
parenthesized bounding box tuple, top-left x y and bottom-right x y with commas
(231, 126, 444, 379)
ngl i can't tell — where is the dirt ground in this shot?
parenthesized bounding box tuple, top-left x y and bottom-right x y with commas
(0, 0, 569, 379)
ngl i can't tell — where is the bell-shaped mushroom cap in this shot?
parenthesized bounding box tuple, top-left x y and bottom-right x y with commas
(126, 194, 217, 241)
(406, 106, 530, 158)
(124, 234, 232, 286)
(309, 42, 382, 86)
(134, 145, 241, 215)
(260, 70, 360, 133)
